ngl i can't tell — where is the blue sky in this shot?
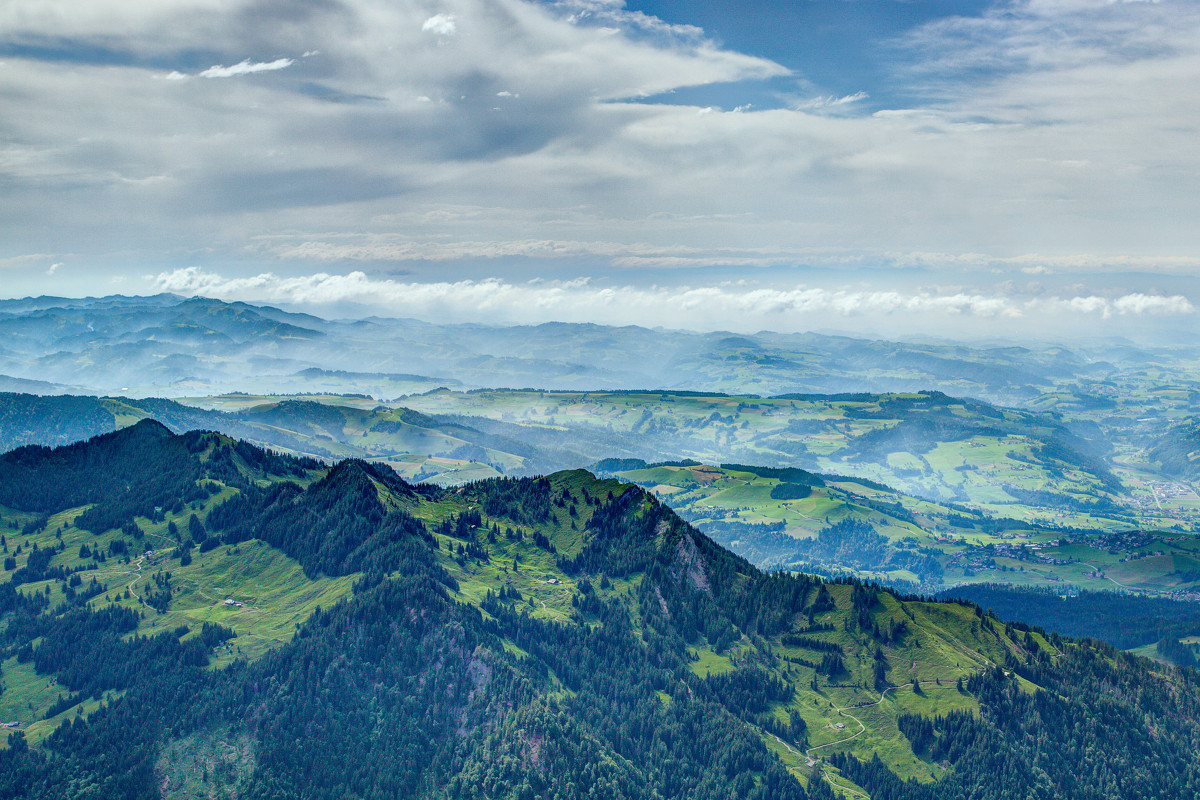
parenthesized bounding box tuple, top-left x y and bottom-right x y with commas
(623, 0, 993, 112)
(1, 0, 1199, 340)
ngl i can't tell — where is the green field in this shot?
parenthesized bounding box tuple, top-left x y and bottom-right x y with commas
(0, 480, 358, 736)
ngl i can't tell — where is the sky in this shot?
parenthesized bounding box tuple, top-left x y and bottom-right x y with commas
(2, 0, 1200, 340)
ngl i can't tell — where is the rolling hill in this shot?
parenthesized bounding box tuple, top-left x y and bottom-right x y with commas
(0, 393, 528, 486)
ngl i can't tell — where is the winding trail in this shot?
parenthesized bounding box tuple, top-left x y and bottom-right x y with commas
(89, 530, 179, 609)
(125, 555, 147, 605)
(802, 677, 976, 799)
(93, 555, 149, 608)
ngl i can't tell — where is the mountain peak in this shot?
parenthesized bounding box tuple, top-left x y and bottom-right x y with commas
(120, 417, 174, 438)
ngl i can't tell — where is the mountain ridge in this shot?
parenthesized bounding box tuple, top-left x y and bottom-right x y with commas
(2, 293, 1191, 404)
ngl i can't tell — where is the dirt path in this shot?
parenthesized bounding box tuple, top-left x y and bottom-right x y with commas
(803, 678, 969, 798)
(1078, 561, 1136, 590)
(94, 554, 149, 607)
(125, 556, 147, 605)
(806, 686, 896, 757)
(798, 685, 897, 798)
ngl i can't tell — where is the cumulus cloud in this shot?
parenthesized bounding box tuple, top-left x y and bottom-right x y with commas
(421, 14, 457, 36)
(1111, 293, 1194, 316)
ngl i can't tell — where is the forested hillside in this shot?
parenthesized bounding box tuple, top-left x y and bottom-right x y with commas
(0, 425, 1199, 798)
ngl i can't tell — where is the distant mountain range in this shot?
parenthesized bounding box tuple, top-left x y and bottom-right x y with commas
(4, 293, 1199, 405)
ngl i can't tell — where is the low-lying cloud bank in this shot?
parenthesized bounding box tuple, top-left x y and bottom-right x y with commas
(153, 268, 1194, 337)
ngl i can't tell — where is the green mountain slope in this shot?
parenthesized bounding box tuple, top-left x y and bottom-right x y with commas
(1149, 416, 1200, 481)
(2, 426, 1200, 798)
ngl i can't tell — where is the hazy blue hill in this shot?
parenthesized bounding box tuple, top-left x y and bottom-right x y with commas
(1149, 417, 1200, 480)
(0, 394, 120, 452)
(294, 366, 460, 386)
(0, 376, 74, 395)
(4, 294, 1194, 401)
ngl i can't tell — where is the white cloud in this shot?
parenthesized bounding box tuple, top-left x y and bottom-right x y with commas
(1, 0, 1199, 321)
(795, 91, 869, 110)
(46, 261, 61, 275)
(1111, 292, 1193, 316)
(150, 268, 1194, 335)
(422, 14, 457, 36)
(197, 58, 295, 78)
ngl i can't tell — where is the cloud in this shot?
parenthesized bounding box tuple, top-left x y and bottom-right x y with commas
(197, 58, 295, 79)
(250, 230, 826, 267)
(46, 262, 61, 275)
(150, 268, 1194, 335)
(0, 253, 60, 270)
(1, 0, 1200, 316)
(795, 91, 869, 110)
(1111, 292, 1194, 316)
(422, 14, 457, 36)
